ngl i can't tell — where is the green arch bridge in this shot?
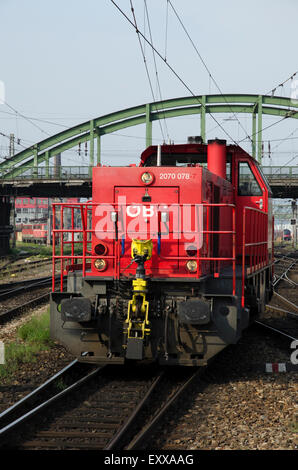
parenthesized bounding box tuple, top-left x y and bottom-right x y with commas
(0, 94, 297, 198)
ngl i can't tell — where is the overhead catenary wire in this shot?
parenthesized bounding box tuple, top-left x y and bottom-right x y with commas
(0, 110, 69, 129)
(164, 0, 169, 62)
(0, 130, 26, 148)
(240, 72, 298, 147)
(270, 125, 298, 153)
(238, 115, 291, 145)
(143, 0, 170, 142)
(129, 0, 166, 143)
(265, 70, 298, 96)
(110, 0, 237, 146)
(0, 100, 54, 161)
(115, 0, 296, 158)
(3, 100, 51, 137)
(270, 154, 298, 175)
(167, 0, 252, 145)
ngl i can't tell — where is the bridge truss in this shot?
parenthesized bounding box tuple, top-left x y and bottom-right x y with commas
(0, 94, 298, 180)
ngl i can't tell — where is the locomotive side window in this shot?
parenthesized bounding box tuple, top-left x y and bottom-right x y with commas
(238, 162, 262, 196)
(143, 153, 207, 167)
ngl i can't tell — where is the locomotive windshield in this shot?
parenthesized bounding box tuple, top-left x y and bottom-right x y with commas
(143, 152, 206, 167)
(238, 162, 262, 196)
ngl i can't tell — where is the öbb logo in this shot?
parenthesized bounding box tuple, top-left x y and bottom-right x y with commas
(126, 205, 155, 218)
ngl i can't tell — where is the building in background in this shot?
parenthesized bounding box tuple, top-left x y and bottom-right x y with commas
(14, 197, 80, 244)
(15, 197, 49, 225)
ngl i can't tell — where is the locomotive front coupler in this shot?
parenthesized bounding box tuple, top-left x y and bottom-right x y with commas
(124, 239, 153, 360)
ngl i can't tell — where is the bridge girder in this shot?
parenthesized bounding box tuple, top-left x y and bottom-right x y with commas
(1, 94, 298, 179)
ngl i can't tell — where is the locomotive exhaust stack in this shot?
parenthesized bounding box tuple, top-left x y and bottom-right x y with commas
(207, 138, 227, 180)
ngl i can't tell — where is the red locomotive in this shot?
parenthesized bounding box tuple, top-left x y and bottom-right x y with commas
(283, 229, 292, 241)
(50, 139, 273, 366)
(274, 228, 292, 242)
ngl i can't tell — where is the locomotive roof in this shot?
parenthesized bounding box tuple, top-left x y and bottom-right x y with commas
(139, 142, 255, 167)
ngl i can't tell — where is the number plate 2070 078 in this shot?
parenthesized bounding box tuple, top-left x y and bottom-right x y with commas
(159, 173, 191, 180)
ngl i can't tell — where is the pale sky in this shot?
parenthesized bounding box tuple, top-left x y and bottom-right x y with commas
(0, 0, 298, 168)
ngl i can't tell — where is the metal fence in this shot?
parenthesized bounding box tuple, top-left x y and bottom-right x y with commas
(261, 166, 298, 178)
(0, 166, 92, 180)
(0, 165, 297, 181)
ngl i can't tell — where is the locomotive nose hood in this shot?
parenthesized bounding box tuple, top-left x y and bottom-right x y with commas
(91, 165, 207, 279)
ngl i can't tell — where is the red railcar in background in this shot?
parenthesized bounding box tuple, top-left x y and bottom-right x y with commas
(16, 197, 79, 244)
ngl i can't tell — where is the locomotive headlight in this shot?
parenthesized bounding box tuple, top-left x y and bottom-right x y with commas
(94, 258, 107, 271)
(141, 172, 154, 185)
(94, 243, 108, 256)
(186, 245, 197, 257)
(186, 260, 197, 272)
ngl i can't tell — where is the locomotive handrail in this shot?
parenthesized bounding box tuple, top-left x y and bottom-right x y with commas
(241, 206, 269, 308)
(52, 201, 236, 295)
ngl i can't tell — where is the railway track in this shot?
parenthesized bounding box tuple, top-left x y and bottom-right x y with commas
(261, 251, 298, 346)
(0, 251, 296, 450)
(0, 253, 36, 272)
(0, 292, 50, 325)
(0, 276, 52, 299)
(0, 357, 102, 449)
(0, 362, 202, 450)
(273, 255, 298, 288)
(0, 258, 51, 280)
(0, 275, 65, 325)
(0, 276, 52, 325)
(255, 320, 297, 343)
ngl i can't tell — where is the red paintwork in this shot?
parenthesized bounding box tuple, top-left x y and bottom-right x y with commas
(207, 140, 227, 179)
(52, 141, 273, 306)
(90, 164, 234, 279)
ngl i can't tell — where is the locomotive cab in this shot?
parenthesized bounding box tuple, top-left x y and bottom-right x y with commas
(50, 139, 273, 366)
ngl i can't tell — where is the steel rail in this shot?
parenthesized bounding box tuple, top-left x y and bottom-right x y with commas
(272, 291, 298, 313)
(125, 368, 204, 450)
(0, 359, 78, 423)
(273, 256, 297, 287)
(0, 258, 51, 278)
(285, 273, 298, 287)
(255, 320, 297, 342)
(0, 277, 52, 300)
(0, 363, 103, 440)
(265, 304, 298, 318)
(0, 275, 52, 293)
(105, 371, 164, 450)
(0, 293, 50, 324)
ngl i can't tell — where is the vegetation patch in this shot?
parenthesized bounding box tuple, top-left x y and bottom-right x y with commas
(13, 241, 83, 258)
(0, 309, 53, 380)
(12, 242, 52, 258)
(289, 419, 298, 434)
